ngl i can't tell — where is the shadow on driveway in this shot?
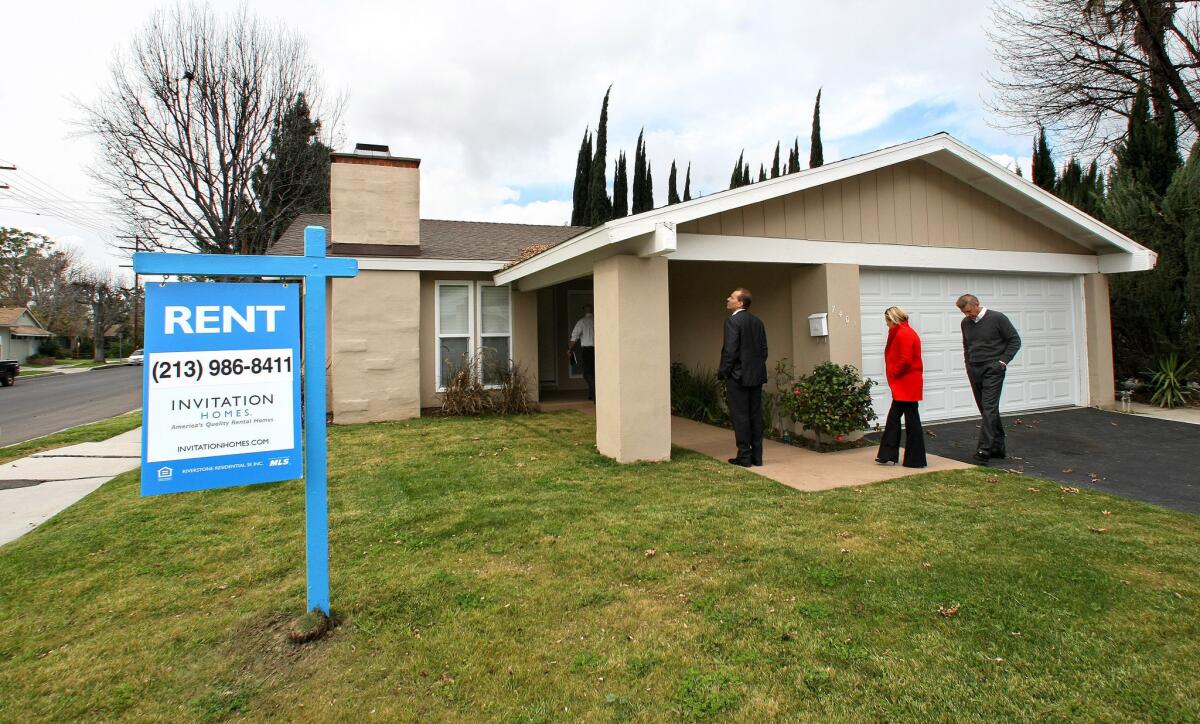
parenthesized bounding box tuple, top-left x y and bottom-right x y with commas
(874, 408, 1200, 515)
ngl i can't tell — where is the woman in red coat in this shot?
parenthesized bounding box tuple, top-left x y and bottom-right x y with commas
(875, 306, 927, 468)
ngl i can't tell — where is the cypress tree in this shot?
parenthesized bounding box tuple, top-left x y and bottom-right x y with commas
(730, 150, 745, 190)
(644, 162, 654, 211)
(741, 162, 750, 187)
(1164, 140, 1200, 360)
(789, 138, 800, 174)
(632, 130, 651, 214)
(809, 88, 824, 168)
(1056, 158, 1084, 208)
(571, 128, 592, 226)
(667, 160, 680, 205)
(771, 142, 781, 178)
(758, 164, 766, 182)
(1031, 127, 1056, 192)
(683, 163, 692, 201)
(586, 87, 612, 226)
(612, 151, 629, 219)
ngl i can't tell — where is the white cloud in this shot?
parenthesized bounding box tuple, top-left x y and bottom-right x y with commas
(0, 0, 1033, 270)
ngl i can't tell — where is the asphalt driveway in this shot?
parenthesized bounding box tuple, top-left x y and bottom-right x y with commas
(899, 408, 1200, 515)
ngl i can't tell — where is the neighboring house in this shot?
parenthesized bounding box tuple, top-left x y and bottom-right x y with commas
(275, 133, 1155, 463)
(0, 307, 52, 361)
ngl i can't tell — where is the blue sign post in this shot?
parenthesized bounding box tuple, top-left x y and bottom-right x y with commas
(134, 227, 357, 615)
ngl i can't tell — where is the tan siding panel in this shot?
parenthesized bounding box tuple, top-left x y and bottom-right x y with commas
(909, 162, 929, 245)
(720, 208, 744, 236)
(823, 183, 844, 240)
(784, 191, 806, 238)
(876, 167, 897, 243)
(697, 213, 722, 235)
(764, 197, 786, 237)
(678, 220, 699, 233)
(743, 201, 766, 237)
(859, 171, 880, 242)
(804, 188, 825, 239)
(893, 163, 913, 244)
(841, 176, 863, 240)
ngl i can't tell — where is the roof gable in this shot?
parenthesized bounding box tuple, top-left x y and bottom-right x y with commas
(497, 133, 1155, 285)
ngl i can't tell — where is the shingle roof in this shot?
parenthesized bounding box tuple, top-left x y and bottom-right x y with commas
(270, 213, 589, 261)
(10, 325, 50, 337)
(0, 307, 30, 326)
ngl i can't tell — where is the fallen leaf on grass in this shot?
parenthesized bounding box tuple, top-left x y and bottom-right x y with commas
(926, 430, 937, 438)
(1006, 467, 1024, 475)
(985, 475, 999, 483)
(1088, 527, 1109, 533)
(937, 603, 961, 617)
(1060, 486, 1080, 494)
(1026, 487, 1040, 492)
(1088, 472, 1103, 481)
(836, 531, 853, 539)
(839, 548, 850, 554)
(1103, 510, 1112, 516)
(514, 463, 526, 468)
(644, 548, 656, 558)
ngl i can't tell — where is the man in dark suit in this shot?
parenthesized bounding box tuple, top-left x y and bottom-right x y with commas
(718, 288, 769, 467)
(957, 293, 1022, 463)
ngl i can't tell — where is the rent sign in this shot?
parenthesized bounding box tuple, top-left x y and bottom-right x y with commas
(141, 282, 303, 495)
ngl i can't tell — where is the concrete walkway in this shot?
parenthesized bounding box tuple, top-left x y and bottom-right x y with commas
(0, 429, 140, 547)
(1125, 401, 1200, 426)
(541, 398, 970, 491)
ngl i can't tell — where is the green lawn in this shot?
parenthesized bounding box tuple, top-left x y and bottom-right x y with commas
(0, 412, 142, 466)
(0, 411, 1197, 721)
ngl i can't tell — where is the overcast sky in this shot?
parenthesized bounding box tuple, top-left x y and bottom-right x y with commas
(0, 1, 1032, 274)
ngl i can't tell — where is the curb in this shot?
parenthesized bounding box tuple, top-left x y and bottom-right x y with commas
(15, 371, 67, 383)
(88, 363, 135, 373)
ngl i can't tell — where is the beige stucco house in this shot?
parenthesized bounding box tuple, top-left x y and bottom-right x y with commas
(274, 134, 1155, 463)
(0, 307, 52, 361)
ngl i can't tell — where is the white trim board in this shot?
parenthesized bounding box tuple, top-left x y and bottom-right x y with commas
(673, 234, 1108, 275)
(494, 132, 1156, 286)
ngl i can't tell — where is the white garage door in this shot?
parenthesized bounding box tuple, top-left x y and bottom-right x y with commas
(859, 270, 1084, 423)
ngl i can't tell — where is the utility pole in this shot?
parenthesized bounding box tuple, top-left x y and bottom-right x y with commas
(116, 234, 148, 347)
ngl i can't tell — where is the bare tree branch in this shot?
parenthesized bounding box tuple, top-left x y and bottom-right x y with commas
(78, 3, 333, 254)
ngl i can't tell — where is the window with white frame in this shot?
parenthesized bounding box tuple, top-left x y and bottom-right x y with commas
(478, 283, 512, 386)
(436, 281, 472, 390)
(435, 281, 513, 390)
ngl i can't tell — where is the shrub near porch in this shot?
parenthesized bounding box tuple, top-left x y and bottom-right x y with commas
(0, 412, 1197, 720)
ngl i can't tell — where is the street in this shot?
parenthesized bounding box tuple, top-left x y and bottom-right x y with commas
(0, 367, 141, 446)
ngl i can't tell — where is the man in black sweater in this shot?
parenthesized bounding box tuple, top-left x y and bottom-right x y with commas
(957, 294, 1022, 463)
(718, 288, 769, 467)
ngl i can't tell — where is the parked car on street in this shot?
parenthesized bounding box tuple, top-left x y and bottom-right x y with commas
(0, 359, 18, 386)
(128, 349, 144, 366)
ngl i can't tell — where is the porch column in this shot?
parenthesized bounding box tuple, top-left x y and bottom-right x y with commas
(1083, 273, 1115, 408)
(594, 255, 671, 462)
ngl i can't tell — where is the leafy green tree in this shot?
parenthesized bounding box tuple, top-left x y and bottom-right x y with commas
(667, 160, 681, 205)
(1031, 127, 1057, 191)
(586, 87, 613, 226)
(683, 163, 692, 201)
(612, 151, 628, 219)
(771, 142, 781, 178)
(571, 128, 592, 225)
(1106, 84, 1186, 376)
(1163, 140, 1200, 361)
(809, 89, 824, 168)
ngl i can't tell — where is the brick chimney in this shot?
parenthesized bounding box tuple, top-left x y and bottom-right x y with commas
(330, 143, 420, 249)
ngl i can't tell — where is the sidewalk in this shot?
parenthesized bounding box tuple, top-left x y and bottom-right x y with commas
(21, 361, 132, 379)
(1124, 401, 1200, 426)
(0, 428, 141, 547)
(541, 399, 970, 491)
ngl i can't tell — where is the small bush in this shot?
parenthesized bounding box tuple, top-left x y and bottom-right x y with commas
(440, 351, 538, 416)
(783, 362, 877, 444)
(1147, 353, 1194, 409)
(37, 339, 63, 358)
(670, 363, 728, 425)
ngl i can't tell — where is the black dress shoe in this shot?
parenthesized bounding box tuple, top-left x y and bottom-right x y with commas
(874, 458, 896, 465)
(751, 460, 763, 467)
(972, 450, 991, 463)
(989, 450, 1007, 460)
(728, 458, 751, 467)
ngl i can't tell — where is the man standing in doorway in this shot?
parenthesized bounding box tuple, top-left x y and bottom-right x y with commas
(718, 288, 768, 467)
(957, 293, 1021, 463)
(569, 304, 596, 401)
